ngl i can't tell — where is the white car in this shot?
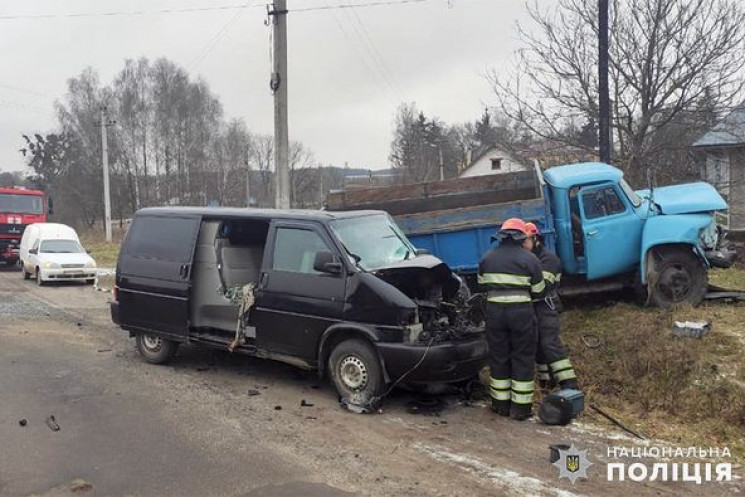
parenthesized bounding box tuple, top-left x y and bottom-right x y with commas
(19, 223, 97, 285)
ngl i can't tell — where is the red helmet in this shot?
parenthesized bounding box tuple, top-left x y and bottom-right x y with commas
(495, 218, 528, 241)
(525, 222, 540, 237)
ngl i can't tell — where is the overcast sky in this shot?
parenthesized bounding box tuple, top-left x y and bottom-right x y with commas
(0, 0, 545, 173)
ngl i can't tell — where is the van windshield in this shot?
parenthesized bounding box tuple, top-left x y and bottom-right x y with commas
(330, 214, 416, 271)
(40, 239, 84, 254)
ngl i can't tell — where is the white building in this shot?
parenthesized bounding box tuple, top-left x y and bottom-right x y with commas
(459, 145, 528, 178)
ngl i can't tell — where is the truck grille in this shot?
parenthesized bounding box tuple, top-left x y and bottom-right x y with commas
(0, 223, 25, 237)
(61, 264, 85, 269)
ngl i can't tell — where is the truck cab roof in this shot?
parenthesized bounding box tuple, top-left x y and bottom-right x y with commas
(543, 162, 623, 189)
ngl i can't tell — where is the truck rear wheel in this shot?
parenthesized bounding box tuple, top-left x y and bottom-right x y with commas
(136, 333, 179, 364)
(328, 338, 385, 407)
(647, 248, 707, 307)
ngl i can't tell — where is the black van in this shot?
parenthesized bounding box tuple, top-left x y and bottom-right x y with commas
(111, 207, 487, 406)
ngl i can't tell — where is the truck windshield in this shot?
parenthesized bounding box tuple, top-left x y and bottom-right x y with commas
(40, 240, 84, 254)
(619, 179, 643, 208)
(0, 194, 44, 214)
(330, 214, 416, 270)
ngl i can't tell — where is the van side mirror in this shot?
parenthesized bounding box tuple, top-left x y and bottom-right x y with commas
(29, 248, 38, 254)
(414, 248, 430, 256)
(313, 251, 343, 274)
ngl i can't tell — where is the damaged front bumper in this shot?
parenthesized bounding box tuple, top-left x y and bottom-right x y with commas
(704, 227, 738, 269)
(376, 335, 488, 384)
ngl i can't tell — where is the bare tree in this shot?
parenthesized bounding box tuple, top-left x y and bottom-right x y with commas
(494, 0, 745, 183)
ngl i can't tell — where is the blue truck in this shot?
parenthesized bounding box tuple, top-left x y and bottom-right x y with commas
(326, 162, 734, 307)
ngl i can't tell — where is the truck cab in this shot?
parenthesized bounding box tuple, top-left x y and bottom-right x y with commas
(544, 163, 730, 306)
(0, 186, 48, 266)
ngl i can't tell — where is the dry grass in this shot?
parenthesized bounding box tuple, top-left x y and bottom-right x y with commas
(563, 291, 745, 458)
(710, 267, 745, 290)
(79, 230, 123, 268)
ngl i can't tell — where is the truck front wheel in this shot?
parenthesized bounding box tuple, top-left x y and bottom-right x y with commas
(647, 248, 707, 307)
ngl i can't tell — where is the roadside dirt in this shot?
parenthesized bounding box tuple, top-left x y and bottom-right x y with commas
(0, 267, 741, 496)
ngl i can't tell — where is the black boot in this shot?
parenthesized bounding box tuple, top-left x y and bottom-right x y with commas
(510, 403, 533, 421)
(491, 399, 511, 417)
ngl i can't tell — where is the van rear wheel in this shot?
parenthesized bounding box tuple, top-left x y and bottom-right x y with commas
(21, 263, 30, 280)
(328, 338, 385, 407)
(136, 333, 178, 364)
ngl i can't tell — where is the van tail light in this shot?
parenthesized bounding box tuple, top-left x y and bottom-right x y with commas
(113, 285, 119, 301)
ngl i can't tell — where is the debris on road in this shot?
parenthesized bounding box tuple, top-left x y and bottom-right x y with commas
(590, 403, 645, 440)
(97, 348, 112, 353)
(549, 444, 570, 463)
(19, 419, 27, 427)
(406, 396, 445, 416)
(45, 415, 60, 432)
(274, 405, 282, 411)
(247, 389, 261, 396)
(300, 399, 314, 407)
(673, 320, 711, 338)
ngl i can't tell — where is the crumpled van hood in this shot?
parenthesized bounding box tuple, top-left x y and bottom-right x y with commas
(373, 255, 461, 300)
(636, 182, 726, 215)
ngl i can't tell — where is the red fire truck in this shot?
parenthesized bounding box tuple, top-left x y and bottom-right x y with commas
(0, 186, 49, 266)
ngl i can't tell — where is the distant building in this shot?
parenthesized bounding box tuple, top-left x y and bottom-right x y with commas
(458, 145, 527, 178)
(521, 140, 598, 169)
(692, 103, 745, 231)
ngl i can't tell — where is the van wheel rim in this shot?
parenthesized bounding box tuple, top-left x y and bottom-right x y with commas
(142, 335, 162, 352)
(339, 356, 368, 391)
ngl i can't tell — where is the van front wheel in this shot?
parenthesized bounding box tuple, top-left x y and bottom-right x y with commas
(328, 338, 385, 406)
(136, 333, 178, 364)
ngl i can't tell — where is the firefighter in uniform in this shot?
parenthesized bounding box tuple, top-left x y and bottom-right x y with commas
(478, 218, 545, 420)
(524, 222, 578, 390)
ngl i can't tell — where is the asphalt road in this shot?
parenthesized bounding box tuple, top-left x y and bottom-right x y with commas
(0, 266, 740, 496)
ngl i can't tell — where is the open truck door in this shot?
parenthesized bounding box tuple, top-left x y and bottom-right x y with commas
(578, 183, 643, 280)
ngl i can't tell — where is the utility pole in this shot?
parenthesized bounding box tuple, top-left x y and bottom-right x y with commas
(100, 106, 113, 242)
(438, 146, 444, 181)
(270, 0, 290, 209)
(245, 148, 251, 207)
(598, 0, 611, 164)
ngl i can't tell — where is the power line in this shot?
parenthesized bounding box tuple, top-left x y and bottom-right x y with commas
(0, 0, 429, 21)
(328, 8, 398, 105)
(188, 8, 248, 70)
(346, 5, 406, 100)
(294, 0, 429, 12)
(0, 83, 55, 98)
(0, 3, 265, 21)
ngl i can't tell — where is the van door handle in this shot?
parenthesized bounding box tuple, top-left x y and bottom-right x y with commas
(587, 229, 599, 237)
(180, 264, 190, 279)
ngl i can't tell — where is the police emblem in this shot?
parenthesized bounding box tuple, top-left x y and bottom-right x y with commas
(553, 445, 592, 483)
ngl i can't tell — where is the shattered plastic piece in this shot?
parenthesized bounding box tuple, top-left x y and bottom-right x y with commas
(340, 392, 379, 414)
(19, 419, 27, 427)
(673, 321, 711, 338)
(300, 399, 314, 407)
(274, 405, 282, 411)
(247, 389, 261, 396)
(45, 415, 60, 431)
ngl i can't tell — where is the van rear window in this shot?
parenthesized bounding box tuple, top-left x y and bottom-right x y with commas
(125, 216, 197, 262)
